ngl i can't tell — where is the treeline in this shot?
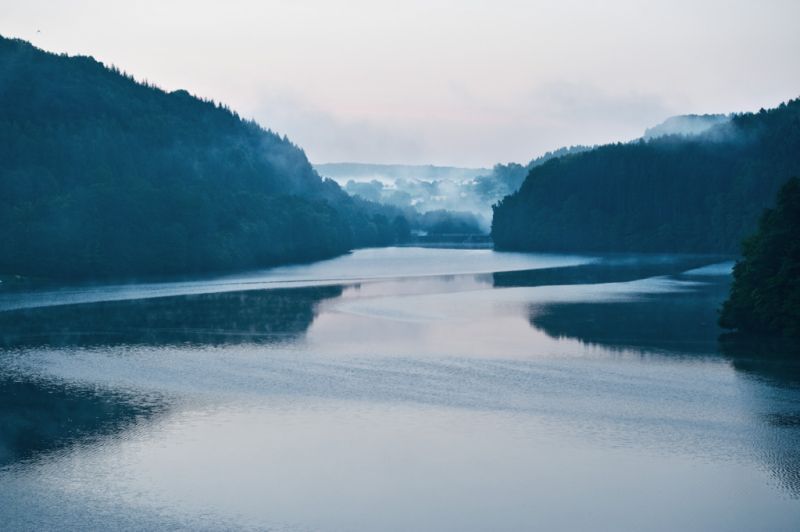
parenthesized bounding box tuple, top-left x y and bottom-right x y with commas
(473, 145, 591, 205)
(0, 36, 409, 280)
(330, 177, 485, 235)
(720, 177, 800, 337)
(342, 177, 489, 231)
(492, 99, 800, 253)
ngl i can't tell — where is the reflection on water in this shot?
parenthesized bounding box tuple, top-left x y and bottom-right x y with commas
(527, 274, 729, 355)
(509, 261, 800, 500)
(720, 335, 800, 387)
(0, 378, 164, 468)
(1, 248, 799, 531)
(0, 285, 342, 348)
(492, 253, 728, 289)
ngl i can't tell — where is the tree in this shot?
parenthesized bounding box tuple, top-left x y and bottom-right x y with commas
(492, 99, 800, 254)
(392, 215, 411, 243)
(719, 177, 800, 337)
(0, 36, 409, 280)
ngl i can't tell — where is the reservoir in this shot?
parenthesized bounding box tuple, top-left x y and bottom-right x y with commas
(1, 248, 798, 530)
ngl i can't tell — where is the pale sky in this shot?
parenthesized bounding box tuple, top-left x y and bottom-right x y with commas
(2, 0, 799, 166)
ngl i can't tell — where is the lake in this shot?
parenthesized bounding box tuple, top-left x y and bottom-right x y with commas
(1, 247, 799, 531)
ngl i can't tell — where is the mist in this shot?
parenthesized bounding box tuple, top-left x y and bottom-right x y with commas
(315, 146, 592, 232)
(317, 105, 773, 232)
(339, 173, 493, 230)
(643, 114, 731, 140)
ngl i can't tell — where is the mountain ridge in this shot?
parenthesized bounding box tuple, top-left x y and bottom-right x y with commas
(0, 35, 408, 280)
(492, 98, 800, 253)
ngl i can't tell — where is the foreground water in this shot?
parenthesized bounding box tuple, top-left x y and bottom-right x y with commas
(1, 248, 799, 531)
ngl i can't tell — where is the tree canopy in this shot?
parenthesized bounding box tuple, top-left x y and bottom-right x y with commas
(0, 36, 408, 280)
(719, 177, 800, 337)
(492, 99, 800, 253)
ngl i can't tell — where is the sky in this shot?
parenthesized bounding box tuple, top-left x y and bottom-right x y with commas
(2, 0, 799, 167)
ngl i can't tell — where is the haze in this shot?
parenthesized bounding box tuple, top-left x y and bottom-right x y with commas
(2, 0, 799, 166)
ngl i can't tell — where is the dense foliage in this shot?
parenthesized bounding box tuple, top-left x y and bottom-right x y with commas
(0, 36, 408, 280)
(719, 177, 800, 337)
(473, 145, 590, 204)
(492, 99, 800, 253)
(327, 152, 592, 233)
(328, 177, 485, 235)
(417, 209, 482, 235)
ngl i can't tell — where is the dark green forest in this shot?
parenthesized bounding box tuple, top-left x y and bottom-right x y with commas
(0, 36, 410, 280)
(492, 99, 800, 253)
(719, 177, 800, 337)
(472, 145, 591, 204)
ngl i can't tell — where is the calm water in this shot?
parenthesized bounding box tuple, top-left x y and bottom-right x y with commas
(1, 248, 799, 531)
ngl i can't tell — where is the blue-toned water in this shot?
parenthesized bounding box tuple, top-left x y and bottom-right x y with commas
(1, 248, 798, 531)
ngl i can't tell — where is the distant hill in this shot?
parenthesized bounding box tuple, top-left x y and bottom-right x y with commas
(472, 145, 592, 206)
(316, 162, 492, 231)
(0, 36, 408, 280)
(492, 98, 800, 253)
(314, 163, 489, 184)
(643, 114, 730, 140)
(316, 152, 595, 232)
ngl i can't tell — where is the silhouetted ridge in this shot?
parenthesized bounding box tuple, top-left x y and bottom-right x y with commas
(0, 36, 407, 280)
(492, 99, 800, 253)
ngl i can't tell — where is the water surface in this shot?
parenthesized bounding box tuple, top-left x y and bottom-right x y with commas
(1, 248, 799, 531)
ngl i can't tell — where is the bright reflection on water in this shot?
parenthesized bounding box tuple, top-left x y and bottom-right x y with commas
(1, 248, 799, 531)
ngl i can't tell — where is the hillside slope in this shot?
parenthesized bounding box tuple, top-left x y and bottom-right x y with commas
(720, 177, 800, 337)
(0, 36, 404, 280)
(492, 99, 800, 253)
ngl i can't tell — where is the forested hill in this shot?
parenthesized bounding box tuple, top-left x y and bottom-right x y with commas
(0, 36, 407, 280)
(492, 99, 800, 253)
(720, 177, 800, 337)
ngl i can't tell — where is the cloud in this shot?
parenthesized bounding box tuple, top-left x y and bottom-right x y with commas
(246, 82, 679, 167)
(250, 92, 427, 164)
(528, 82, 675, 129)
